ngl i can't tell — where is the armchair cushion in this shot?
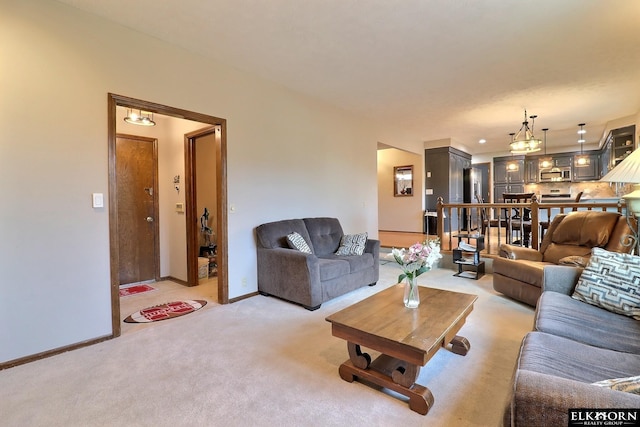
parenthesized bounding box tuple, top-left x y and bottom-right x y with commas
(572, 247, 640, 319)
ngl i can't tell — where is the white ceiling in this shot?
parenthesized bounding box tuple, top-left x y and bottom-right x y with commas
(56, 0, 640, 154)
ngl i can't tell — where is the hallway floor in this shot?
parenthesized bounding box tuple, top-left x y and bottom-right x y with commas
(120, 277, 218, 335)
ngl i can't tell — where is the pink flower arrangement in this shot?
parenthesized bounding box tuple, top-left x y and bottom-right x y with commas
(390, 239, 442, 283)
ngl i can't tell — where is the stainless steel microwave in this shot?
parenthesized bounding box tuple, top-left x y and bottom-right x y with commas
(539, 167, 571, 182)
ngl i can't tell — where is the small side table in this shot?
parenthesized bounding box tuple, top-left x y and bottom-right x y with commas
(452, 234, 485, 280)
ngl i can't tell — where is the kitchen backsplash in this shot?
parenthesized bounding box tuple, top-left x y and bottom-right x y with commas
(525, 181, 630, 199)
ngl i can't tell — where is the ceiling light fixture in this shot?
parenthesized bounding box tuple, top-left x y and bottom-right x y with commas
(510, 109, 542, 154)
(575, 123, 590, 167)
(506, 133, 520, 171)
(124, 108, 156, 126)
(539, 128, 552, 169)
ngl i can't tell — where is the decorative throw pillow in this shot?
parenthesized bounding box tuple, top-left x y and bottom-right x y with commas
(558, 255, 588, 268)
(335, 232, 368, 256)
(286, 232, 312, 254)
(571, 247, 640, 319)
(592, 375, 640, 394)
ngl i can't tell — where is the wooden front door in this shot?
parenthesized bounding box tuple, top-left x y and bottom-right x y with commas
(116, 134, 159, 285)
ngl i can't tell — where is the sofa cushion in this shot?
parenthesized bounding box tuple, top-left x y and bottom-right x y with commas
(518, 332, 640, 384)
(335, 232, 368, 256)
(286, 231, 312, 254)
(572, 247, 640, 319)
(593, 375, 640, 394)
(320, 253, 374, 274)
(317, 258, 350, 281)
(303, 217, 344, 256)
(535, 291, 640, 354)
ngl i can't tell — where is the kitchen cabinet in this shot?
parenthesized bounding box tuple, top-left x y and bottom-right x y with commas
(525, 158, 538, 183)
(609, 125, 636, 169)
(493, 156, 525, 202)
(425, 147, 472, 230)
(573, 151, 600, 181)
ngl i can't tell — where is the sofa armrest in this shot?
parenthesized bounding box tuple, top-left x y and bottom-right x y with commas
(257, 247, 322, 307)
(541, 265, 582, 295)
(499, 244, 543, 261)
(365, 239, 380, 259)
(509, 370, 640, 427)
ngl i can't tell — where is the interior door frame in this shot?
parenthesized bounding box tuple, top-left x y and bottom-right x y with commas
(115, 133, 161, 284)
(108, 93, 229, 338)
(184, 126, 221, 288)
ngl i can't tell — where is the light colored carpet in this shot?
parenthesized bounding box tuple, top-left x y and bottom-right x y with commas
(0, 258, 534, 426)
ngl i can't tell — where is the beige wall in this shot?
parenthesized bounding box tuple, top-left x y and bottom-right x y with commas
(0, 0, 381, 363)
(377, 148, 424, 232)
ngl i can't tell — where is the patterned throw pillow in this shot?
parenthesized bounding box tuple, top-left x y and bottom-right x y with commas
(592, 375, 640, 394)
(335, 232, 368, 256)
(571, 247, 640, 319)
(286, 232, 312, 254)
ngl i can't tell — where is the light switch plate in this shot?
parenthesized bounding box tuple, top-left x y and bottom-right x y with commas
(92, 193, 104, 208)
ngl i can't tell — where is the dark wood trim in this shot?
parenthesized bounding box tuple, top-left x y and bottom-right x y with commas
(107, 95, 121, 337)
(229, 291, 259, 304)
(0, 334, 113, 371)
(108, 93, 230, 340)
(184, 131, 198, 287)
(217, 122, 229, 304)
(159, 275, 190, 286)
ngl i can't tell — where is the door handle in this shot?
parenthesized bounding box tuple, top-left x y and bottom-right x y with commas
(146, 217, 154, 222)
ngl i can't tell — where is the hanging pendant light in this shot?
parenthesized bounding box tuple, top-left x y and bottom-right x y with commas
(575, 123, 590, 167)
(509, 109, 542, 154)
(124, 108, 156, 126)
(506, 133, 520, 171)
(539, 128, 552, 169)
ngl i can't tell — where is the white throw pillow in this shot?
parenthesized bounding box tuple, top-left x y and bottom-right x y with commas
(286, 231, 312, 254)
(335, 232, 368, 256)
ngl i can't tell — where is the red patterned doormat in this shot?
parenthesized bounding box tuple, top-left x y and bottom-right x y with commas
(119, 284, 156, 297)
(124, 300, 207, 323)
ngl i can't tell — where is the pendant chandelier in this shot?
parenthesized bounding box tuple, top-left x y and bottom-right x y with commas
(575, 123, 590, 167)
(124, 108, 156, 126)
(510, 109, 542, 154)
(539, 128, 552, 169)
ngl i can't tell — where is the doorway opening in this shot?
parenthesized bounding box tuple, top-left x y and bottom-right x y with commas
(108, 93, 228, 338)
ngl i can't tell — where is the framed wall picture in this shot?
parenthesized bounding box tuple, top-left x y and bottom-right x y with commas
(394, 165, 413, 196)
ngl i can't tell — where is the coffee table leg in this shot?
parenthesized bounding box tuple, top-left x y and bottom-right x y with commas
(347, 342, 371, 369)
(450, 335, 471, 355)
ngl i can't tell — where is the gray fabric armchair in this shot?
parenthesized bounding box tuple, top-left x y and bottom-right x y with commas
(255, 217, 379, 310)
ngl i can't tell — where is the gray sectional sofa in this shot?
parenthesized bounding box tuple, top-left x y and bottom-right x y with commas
(255, 217, 379, 310)
(505, 265, 640, 426)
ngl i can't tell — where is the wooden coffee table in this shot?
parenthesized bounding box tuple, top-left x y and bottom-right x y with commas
(325, 284, 477, 415)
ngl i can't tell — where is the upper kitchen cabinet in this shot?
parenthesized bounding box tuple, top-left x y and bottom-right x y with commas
(524, 157, 538, 183)
(573, 150, 600, 181)
(609, 125, 636, 169)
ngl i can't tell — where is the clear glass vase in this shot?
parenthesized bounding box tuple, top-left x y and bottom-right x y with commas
(403, 276, 420, 308)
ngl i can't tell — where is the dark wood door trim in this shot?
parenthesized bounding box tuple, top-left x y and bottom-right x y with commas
(108, 93, 229, 338)
(184, 125, 228, 304)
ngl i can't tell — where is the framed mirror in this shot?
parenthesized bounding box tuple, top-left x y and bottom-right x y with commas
(394, 165, 413, 196)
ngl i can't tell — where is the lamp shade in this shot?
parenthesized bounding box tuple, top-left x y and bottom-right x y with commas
(600, 148, 640, 183)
